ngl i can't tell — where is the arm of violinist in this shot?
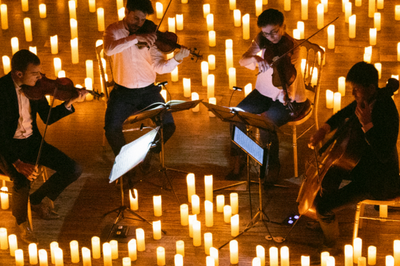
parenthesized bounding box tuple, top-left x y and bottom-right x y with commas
(308, 123, 331, 149)
(13, 159, 37, 181)
(64, 89, 89, 109)
(239, 40, 270, 73)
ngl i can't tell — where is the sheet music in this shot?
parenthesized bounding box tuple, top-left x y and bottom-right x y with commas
(233, 126, 264, 165)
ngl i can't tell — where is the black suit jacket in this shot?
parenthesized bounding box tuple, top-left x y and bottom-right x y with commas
(0, 73, 74, 165)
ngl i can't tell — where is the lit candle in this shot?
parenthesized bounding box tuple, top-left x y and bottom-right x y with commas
(22, 0, 29, 12)
(153, 195, 162, 217)
(253, 258, 261, 266)
(345, 2, 352, 23)
(394, 240, 400, 266)
(191, 93, 199, 112)
(205, 200, 213, 227)
(203, 175, 213, 202)
(226, 49, 233, 74)
(50, 35, 58, 54)
(128, 239, 137, 261)
(354, 237, 362, 263)
(368, 245, 376, 265)
(37, 4, 47, 18)
(156, 2, 163, 19)
(368, 0, 375, 18)
(327, 25, 335, 49)
(297, 21, 305, 39)
(231, 214, 239, 236)
(224, 205, 232, 223)
(68, 0, 76, 19)
(180, 204, 189, 226)
(102, 243, 112, 266)
(203, 4, 210, 18)
(256, 0, 263, 15)
(370, 28, 377, 46)
(207, 256, 216, 266)
(183, 78, 191, 97)
(0, 228, 7, 250)
(216, 195, 225, 212)
(122, 257, 130, 266)
(91, 236, 101, 259)
(176, 240, 185, 257)
(377, 0, 384, 9)
(230, 240, 239, 264)
(50, 241, 59, 264)
(255, 246, 265, 266)
(293, 29, 300, 40)
(188, 214, 197, 237)
(234, 10, 241, 27)
(229, 0, 236, 10)
(11, 37, 19, 55)
(270, 247, 278, 266)
(1, 4, 8, 30)
(207, 14, 214, 31)
(9, 234, 17, 256)
(157, 247, 165, 266)
(322, 0, 328, 12)
(338, 77, 346, 96)
(230, 193, 239, 215)
(210, 247, 219, 266)
(204, 233, 212, 255)
(284, 0, 291, 11)
(193, 221, 201, 246)
(97, 8, 105, 31)
(226, 39, 233, 49)
(181, 0, 188, 4)
(364, 53, 372, 64)
(82, 247, 91, 266)
(343, 245, 352, 266)
(374, 63, 382, 79)
(136, 228, 145, 251)
(387, 256, 395, 266)
(175, 254, 183, 266)
(374, 12, 381, 31)
(70, 240, 79, 263)
(116, 0, 123, 10)
(229, 67, 236, 90)
(88, 0, 96, 13)
(171, 66, 178, 82)
(358, 257, 366, 266)
(317, 4, 324, 29)
(58, 70, 66, 78)
(70, 18, 78, 39)
(280, 246, 289, 266)
(243, 14, 250, 40)
(326, 89, 333, 108)
(208, 55, 216, 70)
(39, 249, 48, 266)
(54, 247, 63, 266)
(29, 243, 38, 265)
(71, 38, 79, 64)
(244, 83, 252, 97)
(207, 74, 215, 98)
(301, 255, 310, 266)
(349, 14, 356, 38)
(191, 194, 200, 214)
(118, 8, 125, 21)
(153, 220, 162, 240)
(1, 187, 9, 209)
(176, 14, 183, 30)
(333, 92, 341, 113)
(127, 188, 139, 210)
(396, 6, 400, 21)
(168, 17, 175, 33)
(209, 31, 216, 47)
(85, 60, 94, 82)
(15, 249, 24, 266)
(110, 240, 118, 260)
(301, 0, 308, 20)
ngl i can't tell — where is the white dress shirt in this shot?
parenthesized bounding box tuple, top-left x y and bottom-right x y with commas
(13, 81, 33, 139)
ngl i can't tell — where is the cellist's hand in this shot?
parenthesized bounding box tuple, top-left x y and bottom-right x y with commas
(355, 100, 372, 128)
(308, 124, 331, 149)
(255, 56, 270, 73)
(13, 159, 37, 181)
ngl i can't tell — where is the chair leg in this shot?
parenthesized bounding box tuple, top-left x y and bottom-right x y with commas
(292, 125, 298, 178)
(27, 198, 33, 231)
(380, 205, 388, 221)
(359, 202, 365, 229)
(353, 202, 362, 242)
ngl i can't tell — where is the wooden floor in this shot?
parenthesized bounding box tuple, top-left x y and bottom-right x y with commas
(1, 0, 400, 265)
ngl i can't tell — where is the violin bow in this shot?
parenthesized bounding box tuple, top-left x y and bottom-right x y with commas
(155, 0, 173, 32)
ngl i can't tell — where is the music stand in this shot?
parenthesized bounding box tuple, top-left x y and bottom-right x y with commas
(125, 99, 202, 204)
(104, 127, 165, 241)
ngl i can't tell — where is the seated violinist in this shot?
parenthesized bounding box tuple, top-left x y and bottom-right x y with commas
(0, 49, 86, 244)
(308, 62, 400, 253)
(227, 8, 308, 183)
(103, 0, 191, 172)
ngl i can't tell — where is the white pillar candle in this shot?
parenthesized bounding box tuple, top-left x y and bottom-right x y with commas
(301, 0, 308, 20)
(191, 93, 199, 112)
(270, 247, 278, 266)
(209, 31, 216, 47)
(322, 0, 328, 12)
(153, 195, 162, 217)
(204, 233, 212, 255)
(327, 25, 335, 49)
(297, 21, 305, 39)
(216, 195, 224, 212)
(377, 0, 384, 9)
(39, 249, 48, 266)
(358, 257, 366, 266)
(54, 247, 63, 266)
(396, 6, 400, 21)
(97, 8, 104, 31)
(244, 83, 252, 97)
(224, 205, 232, 223)
(394, 240, 400, 266)
(21, 0, 29, 12)
(24, 17, 32, 42)
(210, 247, 219, 266)
(50, 241, 59, 264)
(50, 35, 58, 54)
(88, 0, 96, 13)
(207, 256, 215, 266)
(364, 53, 372, 63)
(1, 4, 8, 30)
(234, 10, 241, 27)
(71, 38, 79, 64)
(1, 187, 9, 209)
(208, 55, 216, 70)
(256, 246, 265, 266)
(368, 245, 376, 265)
(208, 98, 216, 117)
(317, 4, 324, 29)
(15, 249, 24, 266)
(354, 237, 362, 263)
(207, 14, 214, 31)
(70, 19, 78, 38)
(183, 78, 191, 97)
(86, 60, 94, 82)
(207, 74, 215, 98)
(370, 28, 377, 45)
(301, 255, 310, 266)
(345, 2, 352, 23)
(253, 257, 261, 266)
(180, 204, 189, 226)
(191, 194, 200, 214)
(122, 257, 130, 266)
(226, 49, 233, 74)
(58, 70, 66, 78)
(102, 243, 112, 266)
(231, 214, 239, 236)
(205, 200, 214, 227)
(11, 37, 19, 55)
(387, 256, 395, 266)
(230, 193, 239, 215)
(374, 12, 381, 31)
(175, 254, 183, 266)
(344, 245, 352, 266)
(29, 243, 38, 265)
(156, 2, 163, 19)
(91, 236, 101, 259)
(128, 239, 137, 261)
(230, 240, 239, 264)
(68, 1, 76, 19)
(176, 14, 183, 30)
(326, 89, 333, 108)
(203, 4, 210, 18)
(229, 67, 236, 90)
(280, 246, 289, 266)
(116, 0, 123, 10)
(226, 39, 233, 49)
(338, 77, 346, 96)
(153, 220, 162, 240)
(374, 63, 382, 79)
(188, 214, 197, 237)
(284, 0, 291, 11)
(171, 66, 178, 82)
(256, 0, 263, 15)
(157, 247, 165, 266)
(9, 234, 17, 256)
(70, 240, 79, 263)
(193, 221, 201, 246)
(129, 189, 138, 210)
(333, 92, 341, 114)
(136, 228, 145, 251)
(243, 14, 250, 40)
(229, 0, 236, 10)
(204, 175, 213, 202)
(82, 247, 91, 266)
(118, 8, 125, 21)
(168, 17, 175, 33)
(109, 240, 118, 260)
(176, 240, 185, 257)
(349, 15, 356, 38)
(368, 0, 375, 18)
(0, 228, 7, 250)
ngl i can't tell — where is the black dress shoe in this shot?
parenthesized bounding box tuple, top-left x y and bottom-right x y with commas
(31, 202, 60, 220)
(17, 221, 38, 244)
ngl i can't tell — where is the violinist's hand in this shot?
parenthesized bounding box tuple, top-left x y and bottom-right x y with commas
(136, 32, 157, 46)
(13, 159, 38, 181)
(174, 47, 190, 62)
(255, 56, 270, 73)
(308, 124, 330, 149)
(355, 100, 372, 128)
(65, 89, 88, 108)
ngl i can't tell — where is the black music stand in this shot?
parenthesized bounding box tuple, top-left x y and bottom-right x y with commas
(104, 127, 165, 241)
(125, 99, 202, 204)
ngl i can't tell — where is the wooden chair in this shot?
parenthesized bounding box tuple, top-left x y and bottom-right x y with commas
(284, 40, 325, 178)
(353, 197, 400, 242)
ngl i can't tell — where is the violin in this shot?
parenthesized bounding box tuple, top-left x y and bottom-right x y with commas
(135, 19, 203, 61)
(21, 73, 104, 101)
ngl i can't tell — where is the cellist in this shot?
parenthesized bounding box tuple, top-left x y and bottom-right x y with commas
(308, 62, 400, 254)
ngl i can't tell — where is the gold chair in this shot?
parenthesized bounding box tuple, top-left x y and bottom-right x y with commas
(95, 42, 115, 100)
(284, 40, 325, 178)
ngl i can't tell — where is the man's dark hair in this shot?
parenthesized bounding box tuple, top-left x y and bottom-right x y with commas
(126, 0, 154, 15)
(257, 8, 284, 28)
(11, 49, 40, 72)
(346, 61, 379, 89)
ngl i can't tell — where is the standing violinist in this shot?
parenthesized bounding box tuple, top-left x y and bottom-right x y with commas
(308, 62, 400, 253)
(103, 0, 190, 171)
(227, 9, 308, 184)
(0, 49, 86, 244)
